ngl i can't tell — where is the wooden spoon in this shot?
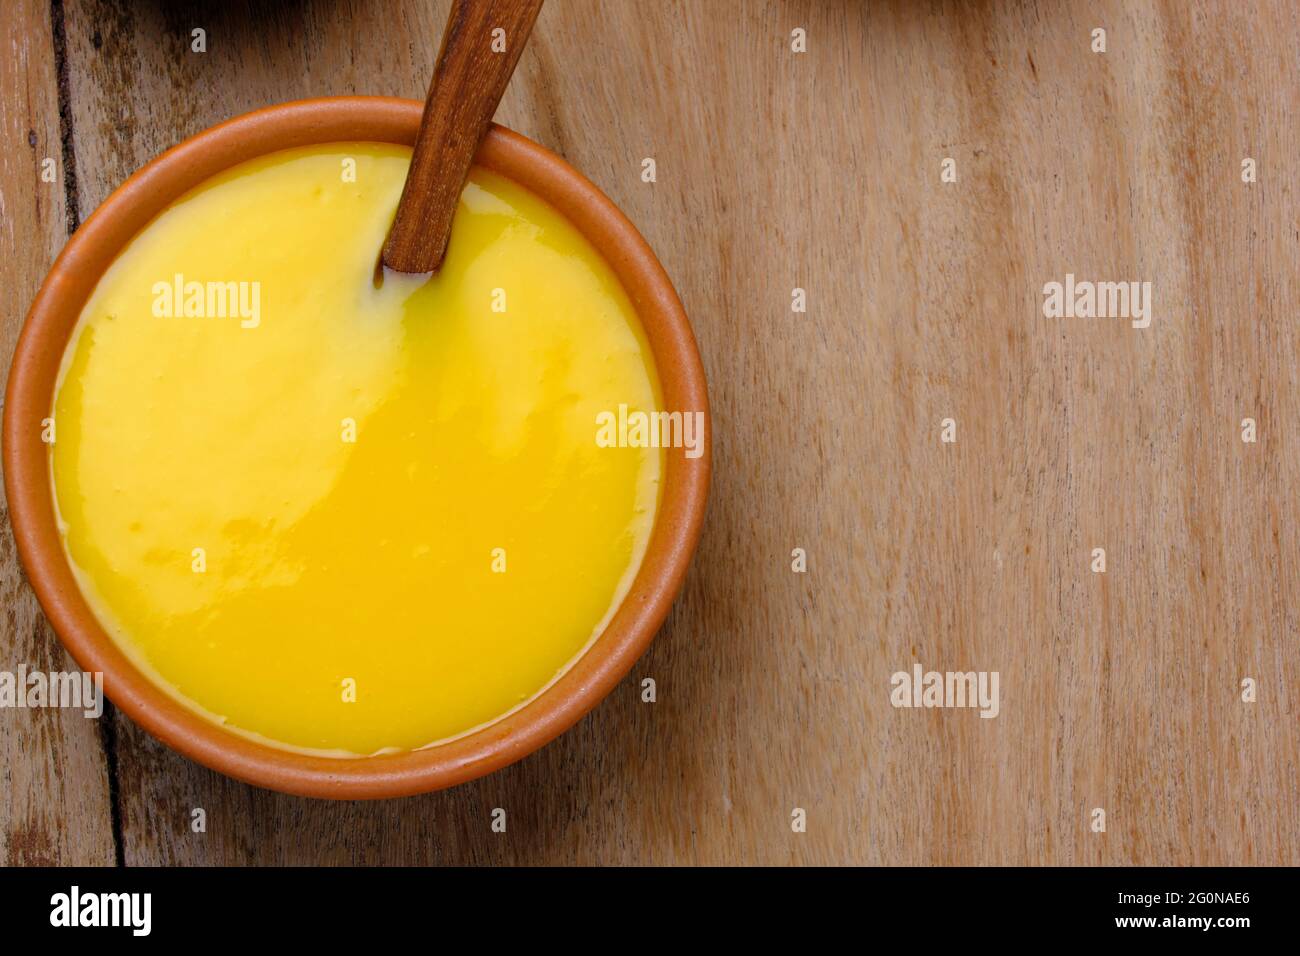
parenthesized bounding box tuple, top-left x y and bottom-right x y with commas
(382, 0, 545, 274)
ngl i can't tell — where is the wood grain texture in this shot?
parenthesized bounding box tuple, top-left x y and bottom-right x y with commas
(0, 0, 115, 867)
(3, 0, 1296, 864)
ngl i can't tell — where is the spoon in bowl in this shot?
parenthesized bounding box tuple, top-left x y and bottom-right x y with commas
(382, 0, 545, 275)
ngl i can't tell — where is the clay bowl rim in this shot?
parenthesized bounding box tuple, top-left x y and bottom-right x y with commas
(1, 96, 710, 799)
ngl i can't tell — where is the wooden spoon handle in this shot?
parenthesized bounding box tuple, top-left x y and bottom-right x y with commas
(382, 0, 544, 274)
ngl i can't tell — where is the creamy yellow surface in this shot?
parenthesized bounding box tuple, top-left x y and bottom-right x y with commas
(51, 144, 662, 755)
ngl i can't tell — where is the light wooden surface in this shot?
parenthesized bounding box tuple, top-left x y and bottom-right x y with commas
(2, 0, 1298, 866)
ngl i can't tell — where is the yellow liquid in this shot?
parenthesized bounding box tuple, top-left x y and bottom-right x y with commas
(51, 144, 662, 755)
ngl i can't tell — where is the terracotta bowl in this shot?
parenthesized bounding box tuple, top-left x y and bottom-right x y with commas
(2, 96, 710, 799)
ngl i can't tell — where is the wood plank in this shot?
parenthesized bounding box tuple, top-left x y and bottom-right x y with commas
(0, 0, 116, 867)
(47, 0, 1300, 864)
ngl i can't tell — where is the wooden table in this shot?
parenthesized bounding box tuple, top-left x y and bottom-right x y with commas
(2, 0, 1297, 866)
